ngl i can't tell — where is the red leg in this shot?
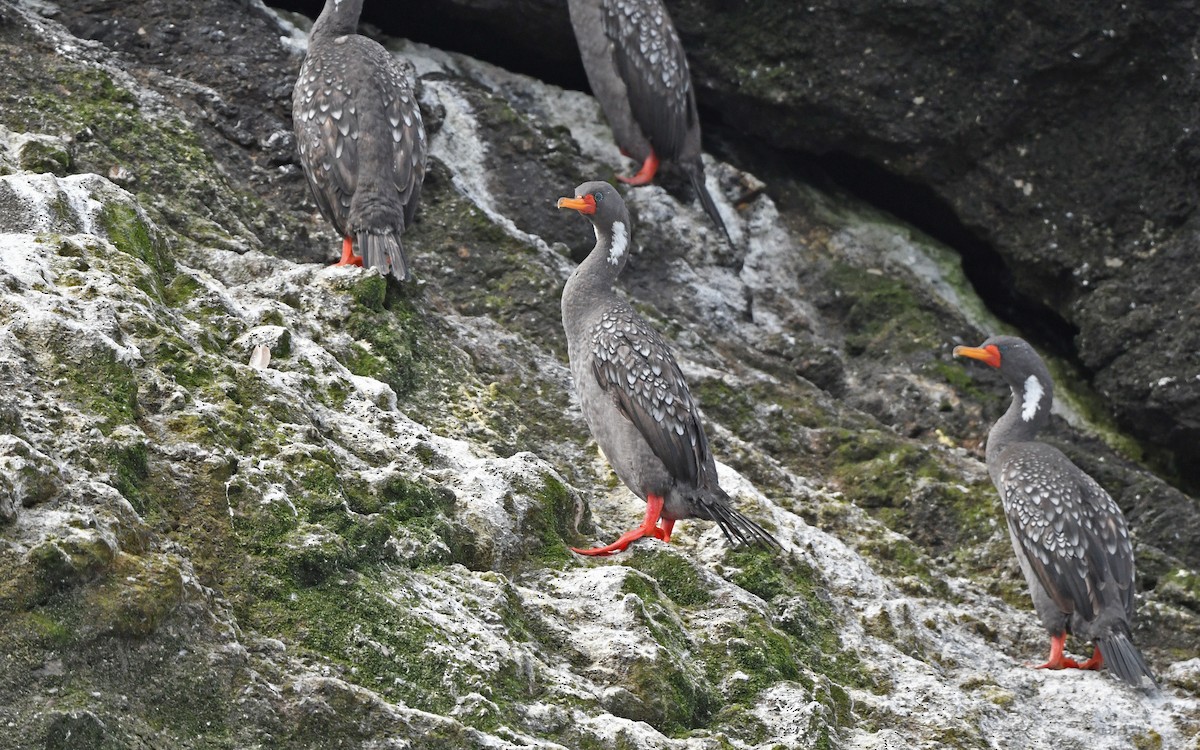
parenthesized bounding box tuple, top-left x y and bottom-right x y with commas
(1076, 646, 1103, 671)
(572, 494, 666, 556)
(334, 236, 363, 267)
(655, 518, 675, 543)
(616, 151, 660, 186)
(1034, 632, 1082, 670)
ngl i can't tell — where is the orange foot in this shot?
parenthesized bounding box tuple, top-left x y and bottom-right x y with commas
(333, 236, 363, 267)
(1076, 646, 1103, 671)
(1033, 632, 1082, 670)
(572, 494, 674, 556)
(616, 151, 660, 186)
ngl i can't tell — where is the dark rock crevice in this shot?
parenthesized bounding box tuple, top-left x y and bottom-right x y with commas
(808, 149, 1081, 358)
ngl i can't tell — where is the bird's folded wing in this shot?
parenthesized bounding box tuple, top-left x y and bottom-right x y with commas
(1000, 447, 1129, 622)
(294, 51, 359, 229)
(600, 0, 693, 157)
(590, 307, 711, 487)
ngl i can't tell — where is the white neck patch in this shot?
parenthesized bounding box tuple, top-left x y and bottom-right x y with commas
(1021, 374, 1044, 422)
(608, 221, 628, 266)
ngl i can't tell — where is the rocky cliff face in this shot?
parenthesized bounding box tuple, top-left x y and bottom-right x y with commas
(0, 1, 1198, 749)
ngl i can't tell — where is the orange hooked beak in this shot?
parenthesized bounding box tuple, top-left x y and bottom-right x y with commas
(953, 344, 1002, 368)
(557, 194, 596, 215)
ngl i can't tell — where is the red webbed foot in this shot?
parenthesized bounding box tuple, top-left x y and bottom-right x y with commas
(615, 151, 660, 186)
(1076, 646, 1103, 671)
(333, 236, 363, 267)
(1033, 632, 1082, 670)
(572, 494, 670, 556)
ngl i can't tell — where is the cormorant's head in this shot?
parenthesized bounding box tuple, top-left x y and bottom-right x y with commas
(557, 181, 632, 267)
(954, 335, 1053, 423)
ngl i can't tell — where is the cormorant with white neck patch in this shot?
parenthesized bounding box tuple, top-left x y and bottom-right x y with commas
(557, 181, 777, 555)
(955, 335, 1156, 687)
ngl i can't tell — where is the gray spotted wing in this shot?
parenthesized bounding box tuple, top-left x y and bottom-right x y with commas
(379, 55, 427, 227)
(1076, 468, 1136, 619)
(998, 445, 1134, 622)
(293, 38, 361, 234)
(600, 0, 694, 159)
(590, 307, 712, 487)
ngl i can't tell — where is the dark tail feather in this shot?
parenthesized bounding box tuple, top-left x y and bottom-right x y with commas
(703, 493, 780, 550)
(1096, 630, 1158, 689)
(357, 230, 411, 281)
(681, 158, 733, 245)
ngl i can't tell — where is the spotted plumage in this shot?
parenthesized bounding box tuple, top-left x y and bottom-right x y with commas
(955, 335, 1155, 687)
(590, 307, 712, 490)
(567, 0, 730, 241)
(599, 0, 691, 161)
(558, 181, 776, 555)
(293, 0, 427, 280)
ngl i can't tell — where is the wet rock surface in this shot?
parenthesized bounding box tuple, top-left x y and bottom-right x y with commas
(0, 0, 1198, 748)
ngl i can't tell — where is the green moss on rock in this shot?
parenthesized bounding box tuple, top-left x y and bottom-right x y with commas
(707, 614, 802, 705)
(924, 358, 985, 399)
(622, 656, 717, 736)
(96, 201, 173, 282)
(690, 375, 858, 499)
(694, 377, 834, 449)
(350, 273, 387, 311)
(24, 609, 77, 649)
(830, 429, 943, 508)
(163, 272, 202, 307)
(723, 547, 875, 693)
(106, 441, 149, 509)
(86, 552, 185, 638)
(26, 534, 117, 606)
(628, 547, 713, 607)
(1157, 568, 1200, 615)
(520, 473, 583, 565)
(381, 475, 455, 520)
(248, 575, 530, 718)
(334, 281, 428, 398)
(17, 138, 72, 176)
(54, 343, 139, 431)
(1131, 730, 1164, 750)
(826, 262, 943, 357)
(483, 376, 586, 462)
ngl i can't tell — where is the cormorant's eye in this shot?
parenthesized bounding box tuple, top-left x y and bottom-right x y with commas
(593, 191, 604, 202)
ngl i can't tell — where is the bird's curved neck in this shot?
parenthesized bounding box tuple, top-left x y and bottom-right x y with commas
(310, 0, 364, 41)
(986, 372, 1053, 464)
(564, 218, 631, 305)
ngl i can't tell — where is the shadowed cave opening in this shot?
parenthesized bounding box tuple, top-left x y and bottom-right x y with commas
(808, 150, 1082, 358)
